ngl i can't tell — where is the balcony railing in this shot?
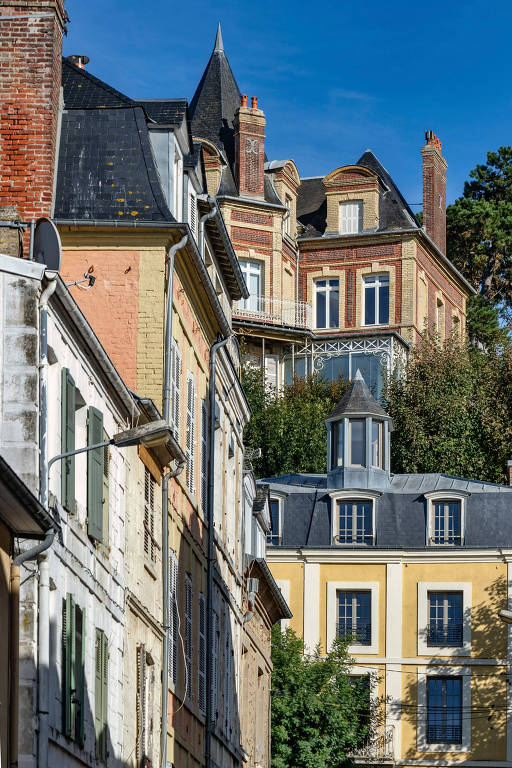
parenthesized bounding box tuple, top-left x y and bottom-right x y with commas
(427, 723, 462, 744)
(234, 296, 313, 330)
(337, 621, 372, 645)
(427, 624, 463, 646)
(349, 725, 395, 763)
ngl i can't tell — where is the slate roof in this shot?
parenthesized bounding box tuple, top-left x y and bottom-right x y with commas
(327, 369, 391, 422)
(134, 98, 188, 125)
(62, 57, 132, 108)
(296, 150, 420, 238)
(263, 472, 512, 549)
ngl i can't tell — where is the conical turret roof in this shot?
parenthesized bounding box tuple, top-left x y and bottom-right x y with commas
(327, 370, 391, 423)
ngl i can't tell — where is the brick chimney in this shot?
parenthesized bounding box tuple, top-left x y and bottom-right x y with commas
(507, 461, 512, 486)
(0, 1, 68, 220)
(421, 131, 447, 254)
(234, 94, 266, 199)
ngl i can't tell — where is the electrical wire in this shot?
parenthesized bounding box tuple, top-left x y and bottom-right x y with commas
(173, 593, 188, 715)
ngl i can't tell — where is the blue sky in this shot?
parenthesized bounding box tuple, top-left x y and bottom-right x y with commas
(63, 0, 512, 207)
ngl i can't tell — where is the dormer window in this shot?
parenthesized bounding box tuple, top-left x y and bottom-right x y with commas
(425, 491, 469, 546)
(267, 497, 282, 545)
(340, 201, 363, 234)
(330, 490, 380, 545)
(371, 421, 383, 469)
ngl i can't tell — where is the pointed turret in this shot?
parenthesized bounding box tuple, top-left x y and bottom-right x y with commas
(326, 370, 393, 490)
(214, 22, 224, 52)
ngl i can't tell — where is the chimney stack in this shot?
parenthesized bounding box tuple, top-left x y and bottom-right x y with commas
(421, 131, 447, 254)
(234, 94, 266, 199)
(0, 1, 68, 220)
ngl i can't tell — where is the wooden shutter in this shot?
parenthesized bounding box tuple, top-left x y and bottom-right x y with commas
(144, 468, 155, 561)
(102, 433, 110, 546)
(171, 340, 181, 437)
(75, 605, 86, 746)
(186, 374, 195, 494)
(61, 368, 76, 512)
(198, 593, 206, 715)
(169, 549, 179, 684)
(62, 594, 73, 737)
(95, 628, 108, 762)
(136, 644, 147, 764)
(87, 406, 104, 542)
(201, 400, 208, 513)
(189, 193, 197, 238)
(211, 611, 219, 721)
(185, 574, 193, 700)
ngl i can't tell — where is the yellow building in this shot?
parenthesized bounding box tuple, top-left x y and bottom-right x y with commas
(267, 371, 512, 767)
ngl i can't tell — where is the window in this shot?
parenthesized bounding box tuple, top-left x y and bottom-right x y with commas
(431, 501, 461, 545)
(171, 339, 181, 438)
(136, 643, 155, 766)
(349, 418, 366, 466)
(371, 421, 383, 468)
(198, 594, 206, 715)
(173, 151, 182, 219)
(239, 260, 262, 312)
(340, 200, 363, 234)
(62, 594, 85, 745)
(184, 574, 193, 701)
(168, 549, 179, 684)
(144, 467, 156, 562)
(428, 592, 463, 647)
(427, 677, 462, 744)
(186, 373, 196, 495)
(87, 406, 107, 544)
(314, 278, 339, 329)
(364, 274, 389, 326)
(201, 400, 208, 513)
(267, 498, 281, 545)
(337, 501, 373, 544)
(224, 609, 234, 737)
(94, 629, 108, 763)
(61, 368, 76, 513)
(452, 314, 461, 338)
(284, 193, 292, 236)
(338, 591, 372, 645)
(436, 298, 445, 336)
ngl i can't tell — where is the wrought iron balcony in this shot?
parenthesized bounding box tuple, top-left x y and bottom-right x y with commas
(337, 621, 372, 645)
(234, 296, 313, 330)
(349, 725, 395, 763)
(427, 624, 463, 646)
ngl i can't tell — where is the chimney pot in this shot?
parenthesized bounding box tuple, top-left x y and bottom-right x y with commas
(251, 96, 258, 109)
(67, 55, 90, 69)
(241, 94, 247, 107)
(507, 460, 512, 486)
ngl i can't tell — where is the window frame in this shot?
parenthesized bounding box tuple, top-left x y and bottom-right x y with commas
(417, 667, 471, 752)
(326, 580, 379, 654)
(239, 259, 262, 312)
(417, 582, 471, 656)
(339, 200, 363, 234)
(336, 500, 374, 546)
(424, 491, 469, 546)
(330, 490, 380, 547)
(362, 273, 390, 327)
(267, 496, 282, 546)
(313, 277, 340, 330)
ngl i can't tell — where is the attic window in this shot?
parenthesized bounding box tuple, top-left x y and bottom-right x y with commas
(424, 491, 469, 546)
(340, 201, 363, 234)
(267, 498, 282, 546)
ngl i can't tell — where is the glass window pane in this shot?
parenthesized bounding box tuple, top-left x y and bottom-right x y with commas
(364, 284, 375, 325)
(371, 421, 382, 468)
(379, 283, 389, 324)
(329, 286, 339, 328)
(350, 419, 366, 466)
(316, 290, 326, 328)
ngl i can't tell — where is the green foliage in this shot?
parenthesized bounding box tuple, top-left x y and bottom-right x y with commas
(384, 335, 512, 484)
(465, 294, 509, 349)
(271, 626, 376, 768)
(242, 366, 348, 478)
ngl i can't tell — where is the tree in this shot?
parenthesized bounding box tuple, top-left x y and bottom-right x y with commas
(271, 626, 378, 768)
(242, 366, 348, 478)
(465, 294, 508, 349)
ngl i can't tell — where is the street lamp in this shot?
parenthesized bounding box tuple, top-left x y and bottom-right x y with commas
(499, 609, 512, 624)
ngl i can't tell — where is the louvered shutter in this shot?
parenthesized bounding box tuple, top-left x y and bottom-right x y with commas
(189, 193, 197, 239)
(61, 368, 76, 512)
(198, 594, 206, 714)
(144, 468, 155, 561)
(201, 400, 208, 513)
(136, 644, 147, 763)
(171, 340, 181, 437)
(87, 406, 104, 542)
(95, 629, 103, 756)
(102, 433, 110, 546)
(76, 605, 86, 746)
(169, 550, 179, 684)
(62, 594, 73, 737)
(185, 575, 193, 700)
(186, 374, 195, 494)
(101, 633, 108, 762)
(211, 612, 219, 721)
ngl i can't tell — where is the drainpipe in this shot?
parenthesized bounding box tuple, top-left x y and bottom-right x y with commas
(199, 200, 217, 261)
(161, 233, 188, 768)
(205, 333, 231, 768)
(39, 272, 58, 508)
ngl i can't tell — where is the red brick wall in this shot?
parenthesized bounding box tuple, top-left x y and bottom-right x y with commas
(0, 1, 66, 219)
(234, 104, 265, 198)
(422, 135, 447, 255)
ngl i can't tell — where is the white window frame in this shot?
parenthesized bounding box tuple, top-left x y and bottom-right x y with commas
(417, 666, 471, 753)
(326, 581, 379, 654)
(329, 490, 380, 546)
(173, 149, 183, 220)
(417, 582, 471, 657)
(424, 491, 469, 546)
(362, 273, 390, 327)
(170, 339, 181, 439)
(348, 417, 366, 467)
(239, 259, 262, 312)
(339, 200, 363, 234)
(267, 496, 283, 546)
(313, 278, 339, 330)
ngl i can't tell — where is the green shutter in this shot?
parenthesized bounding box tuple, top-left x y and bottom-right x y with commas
(101, 633, 108, 762)
(73, 605, 85, 746)
(61, 368, 76, 512)
(78, 606, 86, 746)
(95, 629, 108, 763)
(87, 406, 104, 542)
(62, 595, 72, 737)
(102, 433, 110, 546)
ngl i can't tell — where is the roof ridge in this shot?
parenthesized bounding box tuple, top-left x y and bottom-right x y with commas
(62, 58, 133, 106)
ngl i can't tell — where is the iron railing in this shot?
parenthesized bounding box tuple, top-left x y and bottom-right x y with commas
(427, 723, 462, 744)
(337, 621, 372, 645)
(349, 725, 395, 762)
(427, 624, 463, 646)
(234, 296, 313, 330)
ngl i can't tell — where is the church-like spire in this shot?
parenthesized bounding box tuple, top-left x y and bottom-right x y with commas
(214, 22, 224, 53)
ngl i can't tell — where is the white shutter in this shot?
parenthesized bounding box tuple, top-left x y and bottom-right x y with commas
(189, 193, 197, 240)
(201, 400, 208, 512)
(171, 340, 181, 437)
(340, 201, 363, 234)
(198, 593, 206, 715)
(168, 549, 179, 684)
(186, 373, 196, 494)
(144, 468, 155, 561)
(211, 611, 219, 721)
(264, 354, 279, 391)
(185, 574, 193, 701)
(224, 608, 233, 736)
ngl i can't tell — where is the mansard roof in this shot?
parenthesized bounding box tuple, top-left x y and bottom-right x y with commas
(327, 369, 390, 422)
(62, 57, 133, 108)
(296, 149, 420, 238)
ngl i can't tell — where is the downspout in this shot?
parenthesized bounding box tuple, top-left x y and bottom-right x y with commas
(199, 199, 217, 260)
(161, 233, 188, 768)
(39, 271, 58, 509)
(205, 334, 231, 768)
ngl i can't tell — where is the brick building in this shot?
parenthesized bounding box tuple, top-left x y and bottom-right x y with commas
(190, 28, 475, 397)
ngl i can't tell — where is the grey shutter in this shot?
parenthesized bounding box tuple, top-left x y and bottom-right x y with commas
(211, 611, 219, 721)
(61, 368, 76, 512)
(185, 575, 193, 700)
(102, 434, 109, 546)
(186, 374, 195, 494)
(144, 468, 155, 561)
(169, 549, 179, 684)
(101, 633, 108, 762)
(201, 400, 208, 512)
(87, 406, 104, 542)
(95, 628, 108, 762)
(62, 594, 73, 737)
(76, 605, 85, 746)
(171, 340, 181, 437)
(198, 594, 206, 714)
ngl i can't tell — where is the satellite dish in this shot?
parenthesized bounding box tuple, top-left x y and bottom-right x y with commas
(34, 217, 62, 271)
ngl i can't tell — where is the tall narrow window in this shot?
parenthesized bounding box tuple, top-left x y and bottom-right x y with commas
(337, 501, 373, 544)
(62, 594, 85, 745)
(198, 594, 206, 715)
(428, 592, 463, 646)
(144, 467, 156, 562)
(239, 260, 262, 313)
(267, 498, 281, 545)
(337, 590, 372, 645)
(427, 677, 462, 744)
(184, 574, 193, 701)
(201, 400, 208, 513)
(168, 549, 179, 684)
(431, 501, 461, 545)
(171, 339, 181, 438)
(314, 278, 339, 329)
(340, 201, 363, 234)
(363, 275, 389, 325)
(136, 644, 147, 765)
(371, 421, 383, 468)
(436, 298, 445, 336)
(87, 406, 105, 544)
(94, 629, 108, 763)
(186, 373, 196, 495)
(349, 419, 366, 466)
(284, 193, 292, 236)
(61, 368, 76, 513)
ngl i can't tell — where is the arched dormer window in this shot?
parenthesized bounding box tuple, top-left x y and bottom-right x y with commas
(329, 490, 381, 545)
(424, 491, 470, 546)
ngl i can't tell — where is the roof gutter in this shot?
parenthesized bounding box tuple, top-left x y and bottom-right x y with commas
(199, 196, 249, 300)
(216, 194, 288, 211)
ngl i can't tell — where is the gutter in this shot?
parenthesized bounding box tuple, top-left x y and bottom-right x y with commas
(216, 194, 288, 211)
(198, 196, 248, 300)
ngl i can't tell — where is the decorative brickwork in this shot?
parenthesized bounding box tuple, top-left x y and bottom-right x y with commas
(231, 226, 272, 247)
(421, 131, 447, 255)
(231, 210, 272, 226)
(234, 97, 266, 199)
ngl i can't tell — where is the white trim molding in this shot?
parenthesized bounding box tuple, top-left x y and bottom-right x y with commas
(424, 490, 470, 546)
(329, 489, 381, 546)
(418, 582, 472, 657)
(417, 665, 471, 753)
(326, 581, 379, 654)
